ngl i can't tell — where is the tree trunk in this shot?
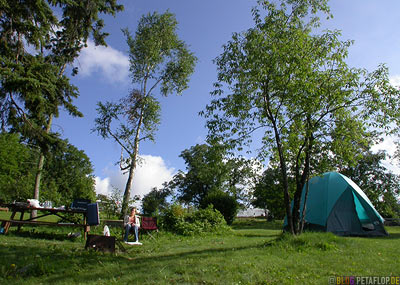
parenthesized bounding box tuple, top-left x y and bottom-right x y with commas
(32, 62, 66, 217)
(271, 121, 292, 234)
(32, 114, 53, 218)
(262, 90, 293, 234)
(300, 173, 310, 233)
(278, 142, 293, 234)
(33, 154, 45, 201)
(294, 125, 314, 234)
(121, 159, 136, 218)
(120, 110, 143, 217)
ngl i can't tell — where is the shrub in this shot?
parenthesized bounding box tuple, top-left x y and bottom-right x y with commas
(160, 204, 231, 236)
(141, 187, 171, 216)
(160, 203, 185, 231)
(200, 191, 239, 225)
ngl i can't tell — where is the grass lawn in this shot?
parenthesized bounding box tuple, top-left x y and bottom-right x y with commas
(0, 218, 399, 284)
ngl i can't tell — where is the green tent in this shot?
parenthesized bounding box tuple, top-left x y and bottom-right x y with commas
(284, 172, 388, 236)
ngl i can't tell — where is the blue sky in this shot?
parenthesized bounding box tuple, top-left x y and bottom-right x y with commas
(53, 0, 400, 199)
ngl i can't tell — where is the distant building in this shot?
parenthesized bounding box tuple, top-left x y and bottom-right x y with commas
(236, 208, 266, 218)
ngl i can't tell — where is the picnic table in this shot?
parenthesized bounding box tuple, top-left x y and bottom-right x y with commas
(0, 203, 91, 239)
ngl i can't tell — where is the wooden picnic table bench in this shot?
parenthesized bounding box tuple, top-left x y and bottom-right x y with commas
(0, 203, 91, 239)
(0, 219, 88, 227)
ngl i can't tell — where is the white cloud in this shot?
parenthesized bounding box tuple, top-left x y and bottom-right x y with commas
(94, 176, 111, 196)
(133, 155, 175, 197)
(371, 135, 400, 175)
(76, 39, 129, 84)
(390, 75, 400, 88)
(94, 155, 175, 200)
(371, 136, 397, 156)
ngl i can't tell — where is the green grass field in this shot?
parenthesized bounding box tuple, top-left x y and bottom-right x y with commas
(0, 218, 399, 284)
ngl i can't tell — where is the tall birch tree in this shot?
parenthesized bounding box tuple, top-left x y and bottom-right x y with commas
(93, 12, 196, 217)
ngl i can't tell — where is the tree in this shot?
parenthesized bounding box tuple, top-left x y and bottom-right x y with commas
(0, 1, 123, 206)
(0, 132, 95, 205)
(202, 0, 400, 234)
(200, 190, 239, 225)
(93, 11, 197, 217)
(224, 156, 261, 205)
(0, 133, 36, 202)
(172, 144, 228, 205)
(252, 167, 287, 220)
(340, 150, 400, 218)
(97, 186, 124, 218)
(41, 141, 96, 205)
(141, 186, 172, 216)
(168, 143, 259, 207)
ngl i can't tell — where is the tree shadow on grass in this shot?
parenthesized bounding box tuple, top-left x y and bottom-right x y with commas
(235, 233, 281, 238)
(380, 232, 400, 240)
(36, 241, 269, 284)
(231, 219, 283, 231)
(8, 229, 81, 242)
(1, 229, 276, 284)
(10, 230, 400, 284)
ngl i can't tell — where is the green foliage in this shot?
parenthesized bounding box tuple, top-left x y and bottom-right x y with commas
(93, 11, 196, 216)
(159, 203, 186, 232)
(94, 90, 162, 147)
(123, 11, 197, 96)
(0, 0, 123, 207)
(171, 144, 227, 205)
(160, 204, 231, 236)
(0, 133, 35, 202)
(40, 142, 96, 205)
(200, 191, 239, 225)
(0, 132, 95, 205)
(97, 186, 124, 219)
(141, 186, 171, 216)
(340, 150, 400, 218)
(202, 0, 400, 234)
(0, 0, 123, 144)
(251, 166, 301, 220)
(169, 143, 259, 206)
(252, 167, 292, 220)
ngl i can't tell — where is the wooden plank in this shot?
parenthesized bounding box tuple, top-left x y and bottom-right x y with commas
(103, 219, 123, 227)
(0, 219, 86, 227)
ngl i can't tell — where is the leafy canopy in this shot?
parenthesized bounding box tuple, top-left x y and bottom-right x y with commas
(0, 133, 35, 202)
(168, 143, 259, 207)
(0, 132, 95, 204)
(93, 11, 196, 216)
(124, 11, 197, 96)
(202, 0, 400, 234)
(340, 150, 400, 218)
(252, 167, 293, 220)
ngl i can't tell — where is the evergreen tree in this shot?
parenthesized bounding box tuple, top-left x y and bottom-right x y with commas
(0, 0, 123, 204)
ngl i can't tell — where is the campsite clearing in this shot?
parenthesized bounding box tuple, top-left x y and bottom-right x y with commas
(0, 219, 399, 284)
